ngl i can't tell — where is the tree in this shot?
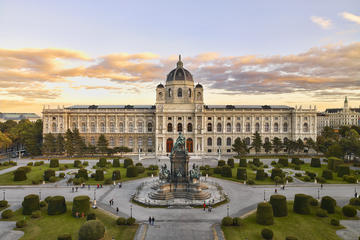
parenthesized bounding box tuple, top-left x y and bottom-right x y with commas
(97, 134, 108, 154)
(326, 143, 343, 158)
(251, 132, 262, 154)
(272, 137, 282, 154)
(263, 141, 272, 153)
(232, 137, 249, 157)
(87, 144, 96, 156)
(42, 133, 56, 155)
(297, 139, 304, 153)
(0, 132, 12, 149)
(64, 129, 74, 156)
(56, 134, 65, 155)
(72, 128, 86, 156)
(305, 138, 315, 153)
(113, 146, 132, 156)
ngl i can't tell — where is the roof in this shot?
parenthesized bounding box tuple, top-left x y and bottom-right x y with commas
(0, 113, 40, 120)
(204, 105, 293, 110)
(325, 108, 360, 113)
(66, 105, 156, 110)
(166, 55, 193, 82)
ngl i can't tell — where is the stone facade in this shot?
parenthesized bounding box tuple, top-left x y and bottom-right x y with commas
(43, 56, 317, 155)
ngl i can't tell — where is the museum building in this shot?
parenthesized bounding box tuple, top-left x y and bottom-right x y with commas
(42, 56, 317, 155)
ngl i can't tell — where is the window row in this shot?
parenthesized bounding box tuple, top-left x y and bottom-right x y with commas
(205, 122, 289, 133)
(167, 123, 192, 132)
(89, 136, 153, 147)
(65, 122, 153, 133)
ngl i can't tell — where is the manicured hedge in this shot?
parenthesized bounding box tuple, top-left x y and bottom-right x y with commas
(124, 158, 133, 168)
(1, 209, 14, 219)
(14, 169, 27, 181)
(293, 194, 311, 214)
(256, 169, 265, 181)
(221, 165, 232, 177)
(136, 166, 145, 174)
(44, 169, 55, 181)
(116, 217, 126, 225)
(327, 157, 342, 171)
(78, 220, 105, 240)
(269, 194, 288, 217)
(227, 158, 234, 168)
(256, 202, 274, 225)
(261, 228, 273, 240)
(322, 169, 333, 180)
(291, 158, 300, 165)
(74, 160, 81, 168)
(95, 170, 104, 181)
(0, 200, 8, 208)
(337, 165, 350, 177)
(48, 196, 67, 215)
(72, 195, 90, 217)
(112, 158, 120, 168)
(112, 170, 121, 180)
(16, 219, 26, 228)
(221, 216, 233, 226)
(342, 205, 357, 217)
(126, 166, 138, 178)
(310, 158, 321, 168)
(349, 197, 360, 206)
(239, 158, 247, 167)
(57, 234, 72, 240)
(218, 160, 226, 167)
(330, 218, 339, 226)
(87, 213, 96, 221)
(50, 159, 59, 168)
(97, 158, 107, 168)
(278, 157, 288, 167)
(77, 168, 88, 180)
(320, 196, 336, 214)
(22, 194, 40, 215)
(236, 168, 247, 180)
(253, 158, 261, 167)
(271, 168, 282, 180)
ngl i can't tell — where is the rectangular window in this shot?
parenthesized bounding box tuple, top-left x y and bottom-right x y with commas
(178, 117, 182, 120)
(208, 149, 212, 153)
(188, 117, 191, 120)
(168, 117, 172, 120)
(218, 117, 221, 120)
(208, 117, 212, 120)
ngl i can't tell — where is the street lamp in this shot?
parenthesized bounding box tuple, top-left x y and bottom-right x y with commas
(39, 190, 41, 200)
(263, 190, 266, 201)
(130, 204, 133, 218)
(317, 188, 320, 200)
(3, 190, 5, 201)
(227, 204, 229, 217)
(94, 189, 96, 201)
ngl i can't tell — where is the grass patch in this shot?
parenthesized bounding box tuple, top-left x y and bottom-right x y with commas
(222, 202, 357, 240)
(0, 165, 14, 171)
(2, 202, 137, 240)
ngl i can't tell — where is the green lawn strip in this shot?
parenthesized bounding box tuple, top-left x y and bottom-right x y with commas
(0, 164, 75, 185)
(1, 202, 137, 240)
(222, 202, 357, 240)
(233, 155, 324, 159)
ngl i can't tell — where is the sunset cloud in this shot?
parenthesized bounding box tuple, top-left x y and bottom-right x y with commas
(311, 16, 332, 29)
(341, 12, 360, 25)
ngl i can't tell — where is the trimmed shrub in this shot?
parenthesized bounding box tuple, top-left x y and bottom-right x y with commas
(31, 210, 41, 218)
(330, 218, 339, 226)
(77, 168, 88, 180)
(342, 205, 357, 217)
(261, 228, 273, 240)
(50, 159, 59, 168)
(0, 200, 8, 208)
(95, 170, 104, 181)
(269, 194, 288, 217)
(218, 160, 226, 167)
(87, 213, 96, 221)
(136, 166, 145, 174)
(349, 198, 360, 206)
(256, 169, 266, 181)
(286, 237, 298, 240)
(227, 158, 234, 168)
(74, 160, 81, 168)
(233, 217, 242, 226)
(221, 165, 232, 177)
(103, 178, 112, 185)
(135, 163, 143, 167)
(22, 194, 40, 215)
(83, 161, 88, 166)
(57, 234, 72, 240)
(322, 169, 333, 180)
(316, 209, 328, 217)
(126, 217, 136, 225)
(126, 166, 138, 178)
(271, 168, 282, 180)
(291, 157, 300, 165)
(320, 196, 336, 214)
(49, 176, 57, 183)
(343, 175, 357, 183)
(311, 158, 321, 168)
(214, 167, 222, 174)
(221, 216, 233, 226)
(246, 179, 255, 185)
(97, 158, 107, 168)
(112, 158, 120, 167)
(293, 194, 311, 214)
(14, 169, 27, 181)
(337, 165, 350, 177)
(44, 169, 55, 181)
(16, 219, 26, 228)
(45, 196, 52, 203)
(309, 198, 318, 206)
(72, 195, 90, 217)
(327, 157, 342, 171)
(286, 176, 293, 183)
(148, 165, 158, 170)
(1, 209, 14, 219)
(112, 170, 121, 180)
(59, 173, 65, 178)
(236, 168, 247, 180)
(294, 165, 301, 170)
(295, 173, 302, 177)
(306, 171, 316, 179)
(27, 162, 33, 166)
(78, 220, 105, 240)
(239, 158, 247, 167)
(17, 166, 31, 173)
(124, 158, 133, 168)
(256, 202, 274, 225)
(303, 176, 311, 182)
(48, 196, 66, 215)
(278, 157, 288, 167)
(253, 158, 261, 167)
(116, 217, 126, 225)
(316, 176, 326, 184)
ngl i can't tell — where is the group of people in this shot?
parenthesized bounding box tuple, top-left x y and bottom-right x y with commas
(203, 202, 212, 212)
(148, 216, 155, 225)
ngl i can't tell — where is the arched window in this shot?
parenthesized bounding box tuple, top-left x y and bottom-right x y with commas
(129, 122, 134, 133)
(246, 122, 250, 132)
(274, 123, 279, 132)
(197, 92, 201, 100)
(236, 123, 241, 132)
(129, 137, 133, 147)
(207, 137, 212, 146)
(303, 123, 309, 132)
(188, 89, 191, 97)
(226, 123, 231, 133)
(100, 123, 105, 133)
(137, 121, 143, 133)
(245, 137, 251, 145)
(283, 122, 288, 132)
(177, 123, 183, 132)
(255, 123, 260, 132)
(207, 123, 212, 132)
(147, 122, 153, 132)
(52, 123, 57, 132)
(90, 137, 95, 146)
(283, 137, 289, 144)
(166, 138, 173, 152)
(265, 123, 269, 132)
(82, 122, 87, 132)
(217, 123, 222, 132)
(168, 88, 172, 97)
(167, 123, 173, 132)
(109, 122, 114, 133)
(187, 123, 192, 132)
(91, 122, 96, 133)
(177, 88, 182, 97)
(119, 137, 124, 146)
(110, 137, 114, 146)
(226, 137, 231, 146)
(119, 122, 124, 132)
(217, 137, 222, 146)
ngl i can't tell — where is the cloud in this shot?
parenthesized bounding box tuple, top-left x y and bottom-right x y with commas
(311, 16, 332, 29)
(341, 12, 360, 25)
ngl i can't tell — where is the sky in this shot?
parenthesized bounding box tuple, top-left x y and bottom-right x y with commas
(0, 0, 359, 114)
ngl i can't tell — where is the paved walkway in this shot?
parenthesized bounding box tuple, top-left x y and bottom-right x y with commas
(337, 211, 360, 240)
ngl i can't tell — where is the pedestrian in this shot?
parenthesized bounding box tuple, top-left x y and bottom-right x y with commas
(75, 186, 78, 192)
(355, 192, 358, 198)
(118, 182, 121, 189)
(88, 184, 90, 190)
(109, 199, 112, 206)
(100, 184, 103, 188)
(151, 216, 155, 225)
(72, 187, 74, 192)
(116, 207, 119, 214)
(97, 184, 99, 189)
(120, 182, 122, 188)
(203, 202, 206, 211)
(148, 216, 151, 225)
(321, 184, 323, 189)
(275, 189, 277, 193)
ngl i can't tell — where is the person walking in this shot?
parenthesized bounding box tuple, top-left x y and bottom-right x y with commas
(321, 184, 323, 189)
(116, 207, 119, 215)
(148, 216, 152, 225)
(151, 216, 155, 225)
(203, 202, 206, 211)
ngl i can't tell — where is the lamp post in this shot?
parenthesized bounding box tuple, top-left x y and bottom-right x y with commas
(227, 204, 229, 217)
(263, 190, 266, 201)
(3, 190, 5, 201)
(317, 188, 320, 200)
(39, 190, 41, 200)
(130, 204, 133, 218)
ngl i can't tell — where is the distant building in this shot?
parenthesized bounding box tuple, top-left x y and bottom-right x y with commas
(0, 113, 41, 123)
(317, 97, 360, 132)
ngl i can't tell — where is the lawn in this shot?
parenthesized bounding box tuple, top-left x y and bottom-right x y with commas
(0, 165, 14, 171)
(0, 164, 75, 185)
(1, 202, 137, 240)
(222, 202, 357, 240)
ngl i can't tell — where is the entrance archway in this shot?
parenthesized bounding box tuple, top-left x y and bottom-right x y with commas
(166, 138, 173, 153)
(186, 138, 193, 153)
